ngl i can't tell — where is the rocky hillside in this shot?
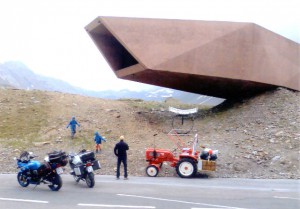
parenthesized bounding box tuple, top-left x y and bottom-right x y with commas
(0, 87, 299, 179)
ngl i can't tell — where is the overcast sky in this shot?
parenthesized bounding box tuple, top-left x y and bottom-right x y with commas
(0, 0, 299, 91)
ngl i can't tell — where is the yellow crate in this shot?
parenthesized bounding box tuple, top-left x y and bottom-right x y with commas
(201, 160, 216, 171)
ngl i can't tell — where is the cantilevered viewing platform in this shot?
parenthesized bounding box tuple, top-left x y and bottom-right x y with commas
(85, 17, 299, 99)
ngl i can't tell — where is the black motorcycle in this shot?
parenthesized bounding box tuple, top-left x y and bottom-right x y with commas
(16, 150, 68, 191)
(69, 149, 101, 188)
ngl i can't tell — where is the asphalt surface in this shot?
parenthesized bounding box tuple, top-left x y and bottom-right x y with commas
(0, 174, 299, 209)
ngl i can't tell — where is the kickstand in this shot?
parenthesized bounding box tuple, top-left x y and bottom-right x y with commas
(32, 184, 38, 190)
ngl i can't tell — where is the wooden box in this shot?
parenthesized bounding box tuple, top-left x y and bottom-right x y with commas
(199, 160, 216, 171)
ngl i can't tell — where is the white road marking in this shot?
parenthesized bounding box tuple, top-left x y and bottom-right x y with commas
(78, 204, 155, 208)
(117, 194, 246, 209)
(96, 179, 291, 192)
(0, 197, 48, 203)
(199, 97, 212, 105)
(273, 196, 300, 200)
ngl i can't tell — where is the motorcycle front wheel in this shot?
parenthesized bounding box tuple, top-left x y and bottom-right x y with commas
(48, 174, 62, 191)
(85, 172, 95, 188)
(73, 175, 81, 183)
(17, 172, 29, 187)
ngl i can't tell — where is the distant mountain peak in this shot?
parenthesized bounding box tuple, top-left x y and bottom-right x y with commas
(0, 61, 224, 106)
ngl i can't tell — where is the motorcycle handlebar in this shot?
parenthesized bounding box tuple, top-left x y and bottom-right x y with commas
(29, 155, 38, 159)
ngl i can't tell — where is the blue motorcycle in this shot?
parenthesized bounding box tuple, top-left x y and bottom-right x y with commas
(16, 151, 68, 191)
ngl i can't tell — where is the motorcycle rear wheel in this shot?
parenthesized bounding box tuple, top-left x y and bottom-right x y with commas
(17, 172, 29, 187)
(48, 174, 62, 191)
(85, 172, 95, 188)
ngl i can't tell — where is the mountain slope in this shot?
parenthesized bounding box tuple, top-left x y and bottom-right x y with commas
(0, 87, 298, 179)
(0, 61, 81, 93)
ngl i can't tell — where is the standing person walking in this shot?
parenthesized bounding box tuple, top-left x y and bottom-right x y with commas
(66, 116, 80, 139)
(114, 136, 129, 180)
(94, 131, 106, 153)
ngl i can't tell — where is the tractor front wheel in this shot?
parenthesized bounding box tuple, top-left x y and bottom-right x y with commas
(176, 158, 197, 178)
(146, 165, 159, 177)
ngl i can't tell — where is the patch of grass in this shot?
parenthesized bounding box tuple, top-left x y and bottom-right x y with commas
(0, 91, 50, 149)
(118, 98, 144, 102)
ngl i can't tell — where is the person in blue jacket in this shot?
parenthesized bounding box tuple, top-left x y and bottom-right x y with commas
(66, 116, 80, 139)
(94, 131, 106, 153)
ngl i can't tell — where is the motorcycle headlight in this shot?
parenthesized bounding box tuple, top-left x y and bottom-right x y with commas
(44, 156, 49, 162)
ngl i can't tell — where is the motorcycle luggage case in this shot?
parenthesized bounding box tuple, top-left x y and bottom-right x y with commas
(79, 151, 95, 162)
(48, 151, 67, 164)
(92, 160, 101, 170)
(74, 164, 85, 176)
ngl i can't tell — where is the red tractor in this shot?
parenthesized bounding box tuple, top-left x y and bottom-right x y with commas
(145, 132, 218, 178)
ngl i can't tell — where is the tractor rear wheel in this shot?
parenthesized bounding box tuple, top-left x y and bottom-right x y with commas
(146, 165, 159, 177)
(176, 158, 197, 178)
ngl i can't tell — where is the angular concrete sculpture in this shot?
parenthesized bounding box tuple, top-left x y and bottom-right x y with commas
(85, 17, 299, 99)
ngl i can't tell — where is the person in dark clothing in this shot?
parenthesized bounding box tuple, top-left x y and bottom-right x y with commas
(114, 136, 129, 180)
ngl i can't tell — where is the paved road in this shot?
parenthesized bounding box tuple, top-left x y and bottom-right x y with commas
(0, 174, 299, 209)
